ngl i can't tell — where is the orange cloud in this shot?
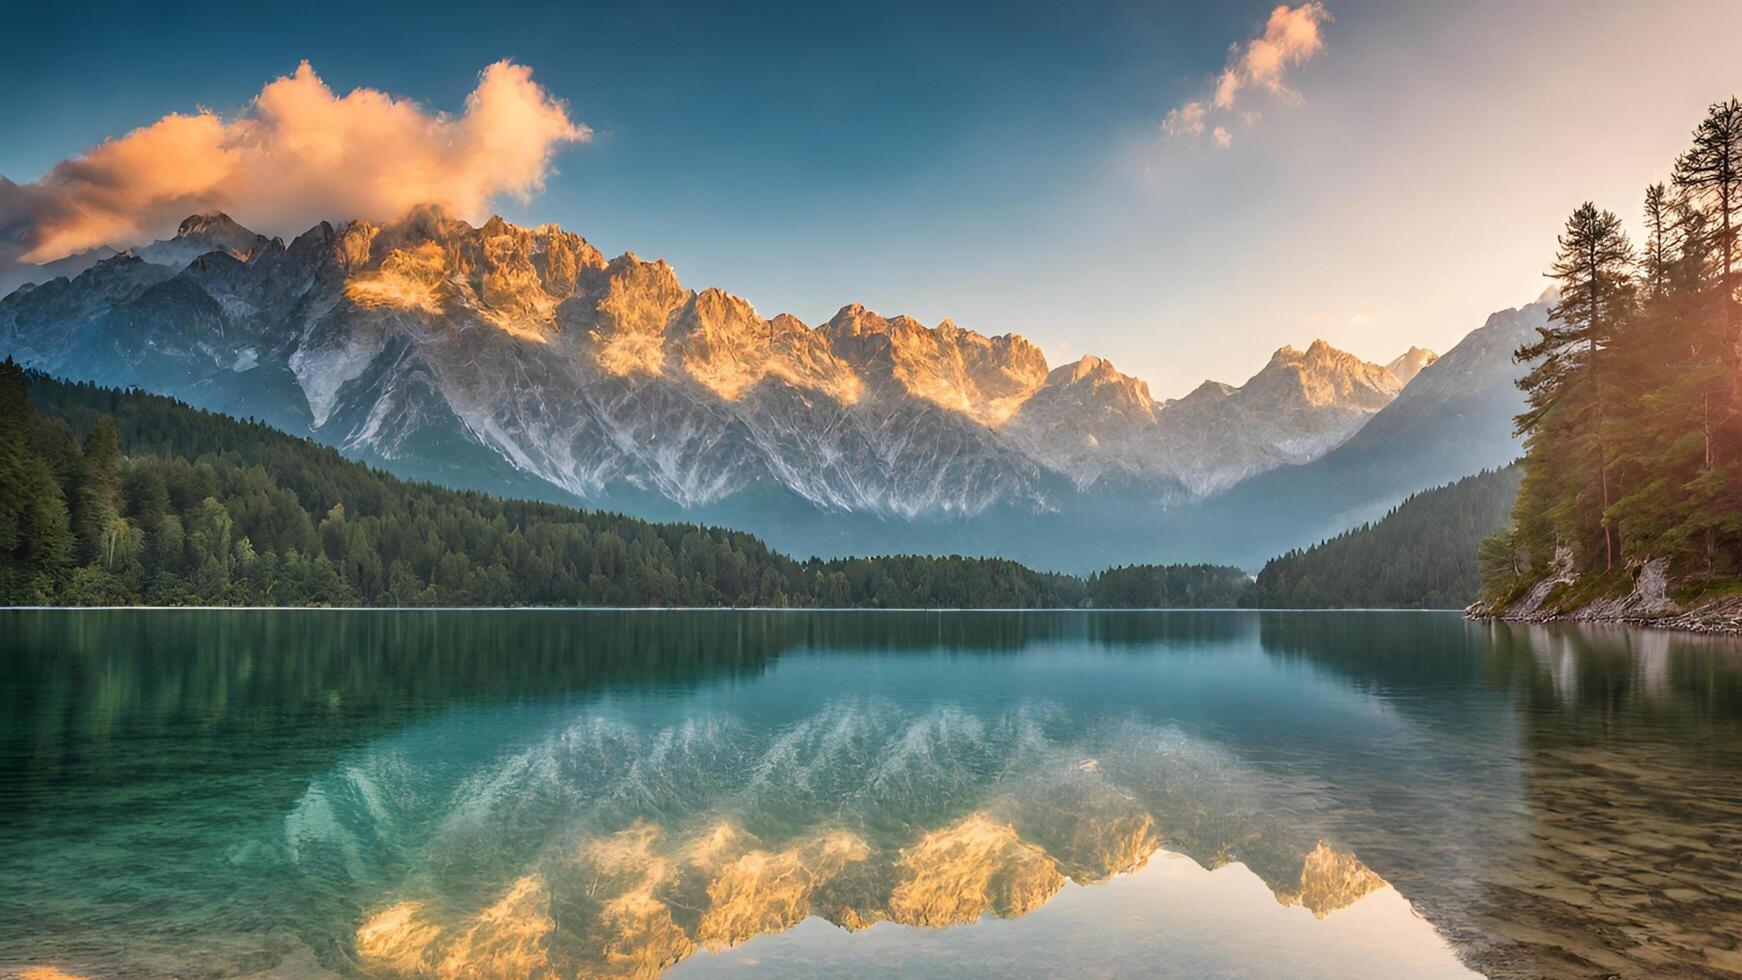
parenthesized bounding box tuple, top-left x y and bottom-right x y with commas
(1161, 100, 1209, 139)
(1227, 2, 1332, 105)
(1, 60, 588, 265)
(1163, 3, 1332, 148)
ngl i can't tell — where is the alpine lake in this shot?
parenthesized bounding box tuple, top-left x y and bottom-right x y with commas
(3, 610, 1740, 979)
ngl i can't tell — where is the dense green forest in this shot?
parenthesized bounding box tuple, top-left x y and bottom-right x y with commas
(0, 363, 1252, 608)
(1482, 97, 1742, 607)
(1250, 466, 1522, 609)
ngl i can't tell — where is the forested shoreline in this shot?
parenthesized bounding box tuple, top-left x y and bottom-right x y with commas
(0, 363, 1253, 608)
(1480, 97, 1742, 618)
(31, 77, 1742, 626)
(1252, 466, 1521, 609)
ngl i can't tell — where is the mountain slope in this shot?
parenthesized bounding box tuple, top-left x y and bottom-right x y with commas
(1, 361, 1251, 607)
(1, 207, 1427, 567)
(1384, 347, 1438, 385)
(1149, 339, 1403, 495)
(1180, 300, 1547, 568)
(1250, 465, 1523, 608)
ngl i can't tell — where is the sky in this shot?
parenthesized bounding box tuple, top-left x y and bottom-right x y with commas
(2, 0, 1739, 398)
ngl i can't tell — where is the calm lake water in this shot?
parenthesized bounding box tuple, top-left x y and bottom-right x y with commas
(2, 610, 1741, 979)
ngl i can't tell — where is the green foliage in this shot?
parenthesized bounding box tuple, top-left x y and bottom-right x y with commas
(1081, 563, 1254, 608)
(1500, 97, 1742, 603)
(1251, 466, 1523, 609)
(0, 363, 1250, 609)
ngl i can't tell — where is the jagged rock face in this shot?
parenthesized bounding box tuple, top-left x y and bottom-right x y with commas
(0, 207, 1425, 535)
(136, 212, 275, 270)
(821, 304, 1049, 426)
(1151, 340, 1402, 495)
(1005, 356, 1163, 487)
(1384, 346, 1438, 385)
(1008, 341, 1404, 496)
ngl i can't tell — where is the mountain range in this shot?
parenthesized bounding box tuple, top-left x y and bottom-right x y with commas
(0, 207, 1544, 570)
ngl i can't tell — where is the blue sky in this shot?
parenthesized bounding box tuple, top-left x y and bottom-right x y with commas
(4, 0, 1738, 396)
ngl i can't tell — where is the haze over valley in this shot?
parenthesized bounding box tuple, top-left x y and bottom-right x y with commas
(0, 207, 1538, 570)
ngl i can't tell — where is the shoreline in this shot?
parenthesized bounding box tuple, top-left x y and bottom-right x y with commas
(1468, 594, 1742, 637)
(0, 605, 1461, 614)
(1473, 611, 1742, 636)
(1466, 556, 1742, 637)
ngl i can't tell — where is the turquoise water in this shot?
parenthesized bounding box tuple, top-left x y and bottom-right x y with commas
(2, 611, 1740, 978)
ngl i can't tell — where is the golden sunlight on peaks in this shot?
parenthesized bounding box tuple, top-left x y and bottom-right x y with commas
(15, 970, 90, 980)
(594, 332, 669, 378)
(886, 812, 1065, 927)
(436, 874, 556, 977)
(587, 256, 689, 378)
(1274, 842, 1389, 919)
(344, 243, 449, 316)
(585, 820, 673, 881)
(355, 875, 555, 978)
(886, 320, 1049, 427)
(593, 889, 695, 977)
(694, 831, 871, 950)
(355, 901, 443, 974)
(569, 822, 694, 977)
(352, 816, 1394, 978)
(679, 296, 865, 405)
(344, 238, 557, 344)
(824, 305, 1048, 425)
(1041, 810, 1161, 884)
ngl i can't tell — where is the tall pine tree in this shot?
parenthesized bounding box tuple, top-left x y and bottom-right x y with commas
(1673, 97, 1742, 428)
(1516, 203, 1634, 569)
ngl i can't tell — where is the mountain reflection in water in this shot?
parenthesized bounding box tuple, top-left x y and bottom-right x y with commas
(3, 610, 1741, 979)
(349, 815, 1393, 978)
(311, 692, 1395, 977)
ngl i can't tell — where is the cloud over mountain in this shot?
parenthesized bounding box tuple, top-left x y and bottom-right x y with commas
(0, 60, 587, 271)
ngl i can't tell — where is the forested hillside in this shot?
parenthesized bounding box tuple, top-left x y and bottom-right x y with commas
(0, 363, 1250, 608)
(1482, 98, 1742, 609)
(1251, 466, 1522, 608)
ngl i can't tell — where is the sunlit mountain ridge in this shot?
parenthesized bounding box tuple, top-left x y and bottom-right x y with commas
(0, 206, 1538, 569)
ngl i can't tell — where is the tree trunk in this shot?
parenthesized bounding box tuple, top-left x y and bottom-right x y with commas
(1725, 183, 1742, 450)
(1588, 275, 1613, 572)
(1706, 393, 1716, 574)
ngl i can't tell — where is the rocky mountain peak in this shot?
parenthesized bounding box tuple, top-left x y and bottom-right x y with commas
(139, 212, 271, 268)
(674, 291, 862, 404)
(391, 203, 470, 243)
(1059, 355, 1111, 383)
(1253, 339, 1399, 409)
(1046, 355, 1153, 404)
(176, 212, 249, 238)
(1184, 379, 1236, 402)
(0, 201, 1497, 555)
(1384, 347, 1439, 385)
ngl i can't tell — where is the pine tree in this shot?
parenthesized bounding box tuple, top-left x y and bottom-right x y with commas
(1644, 182, 1674, 301)
(74, 417, 124, 567)
(1673, 97, 1742, 418)
(1516, 203, 1635, 569)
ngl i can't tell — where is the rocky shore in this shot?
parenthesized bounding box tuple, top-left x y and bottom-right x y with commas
(1467, 555, 1742, 636)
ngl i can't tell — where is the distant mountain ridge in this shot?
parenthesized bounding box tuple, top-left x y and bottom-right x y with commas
(0, 206, 1531, 570)
(1175, 300, 1547, 568)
